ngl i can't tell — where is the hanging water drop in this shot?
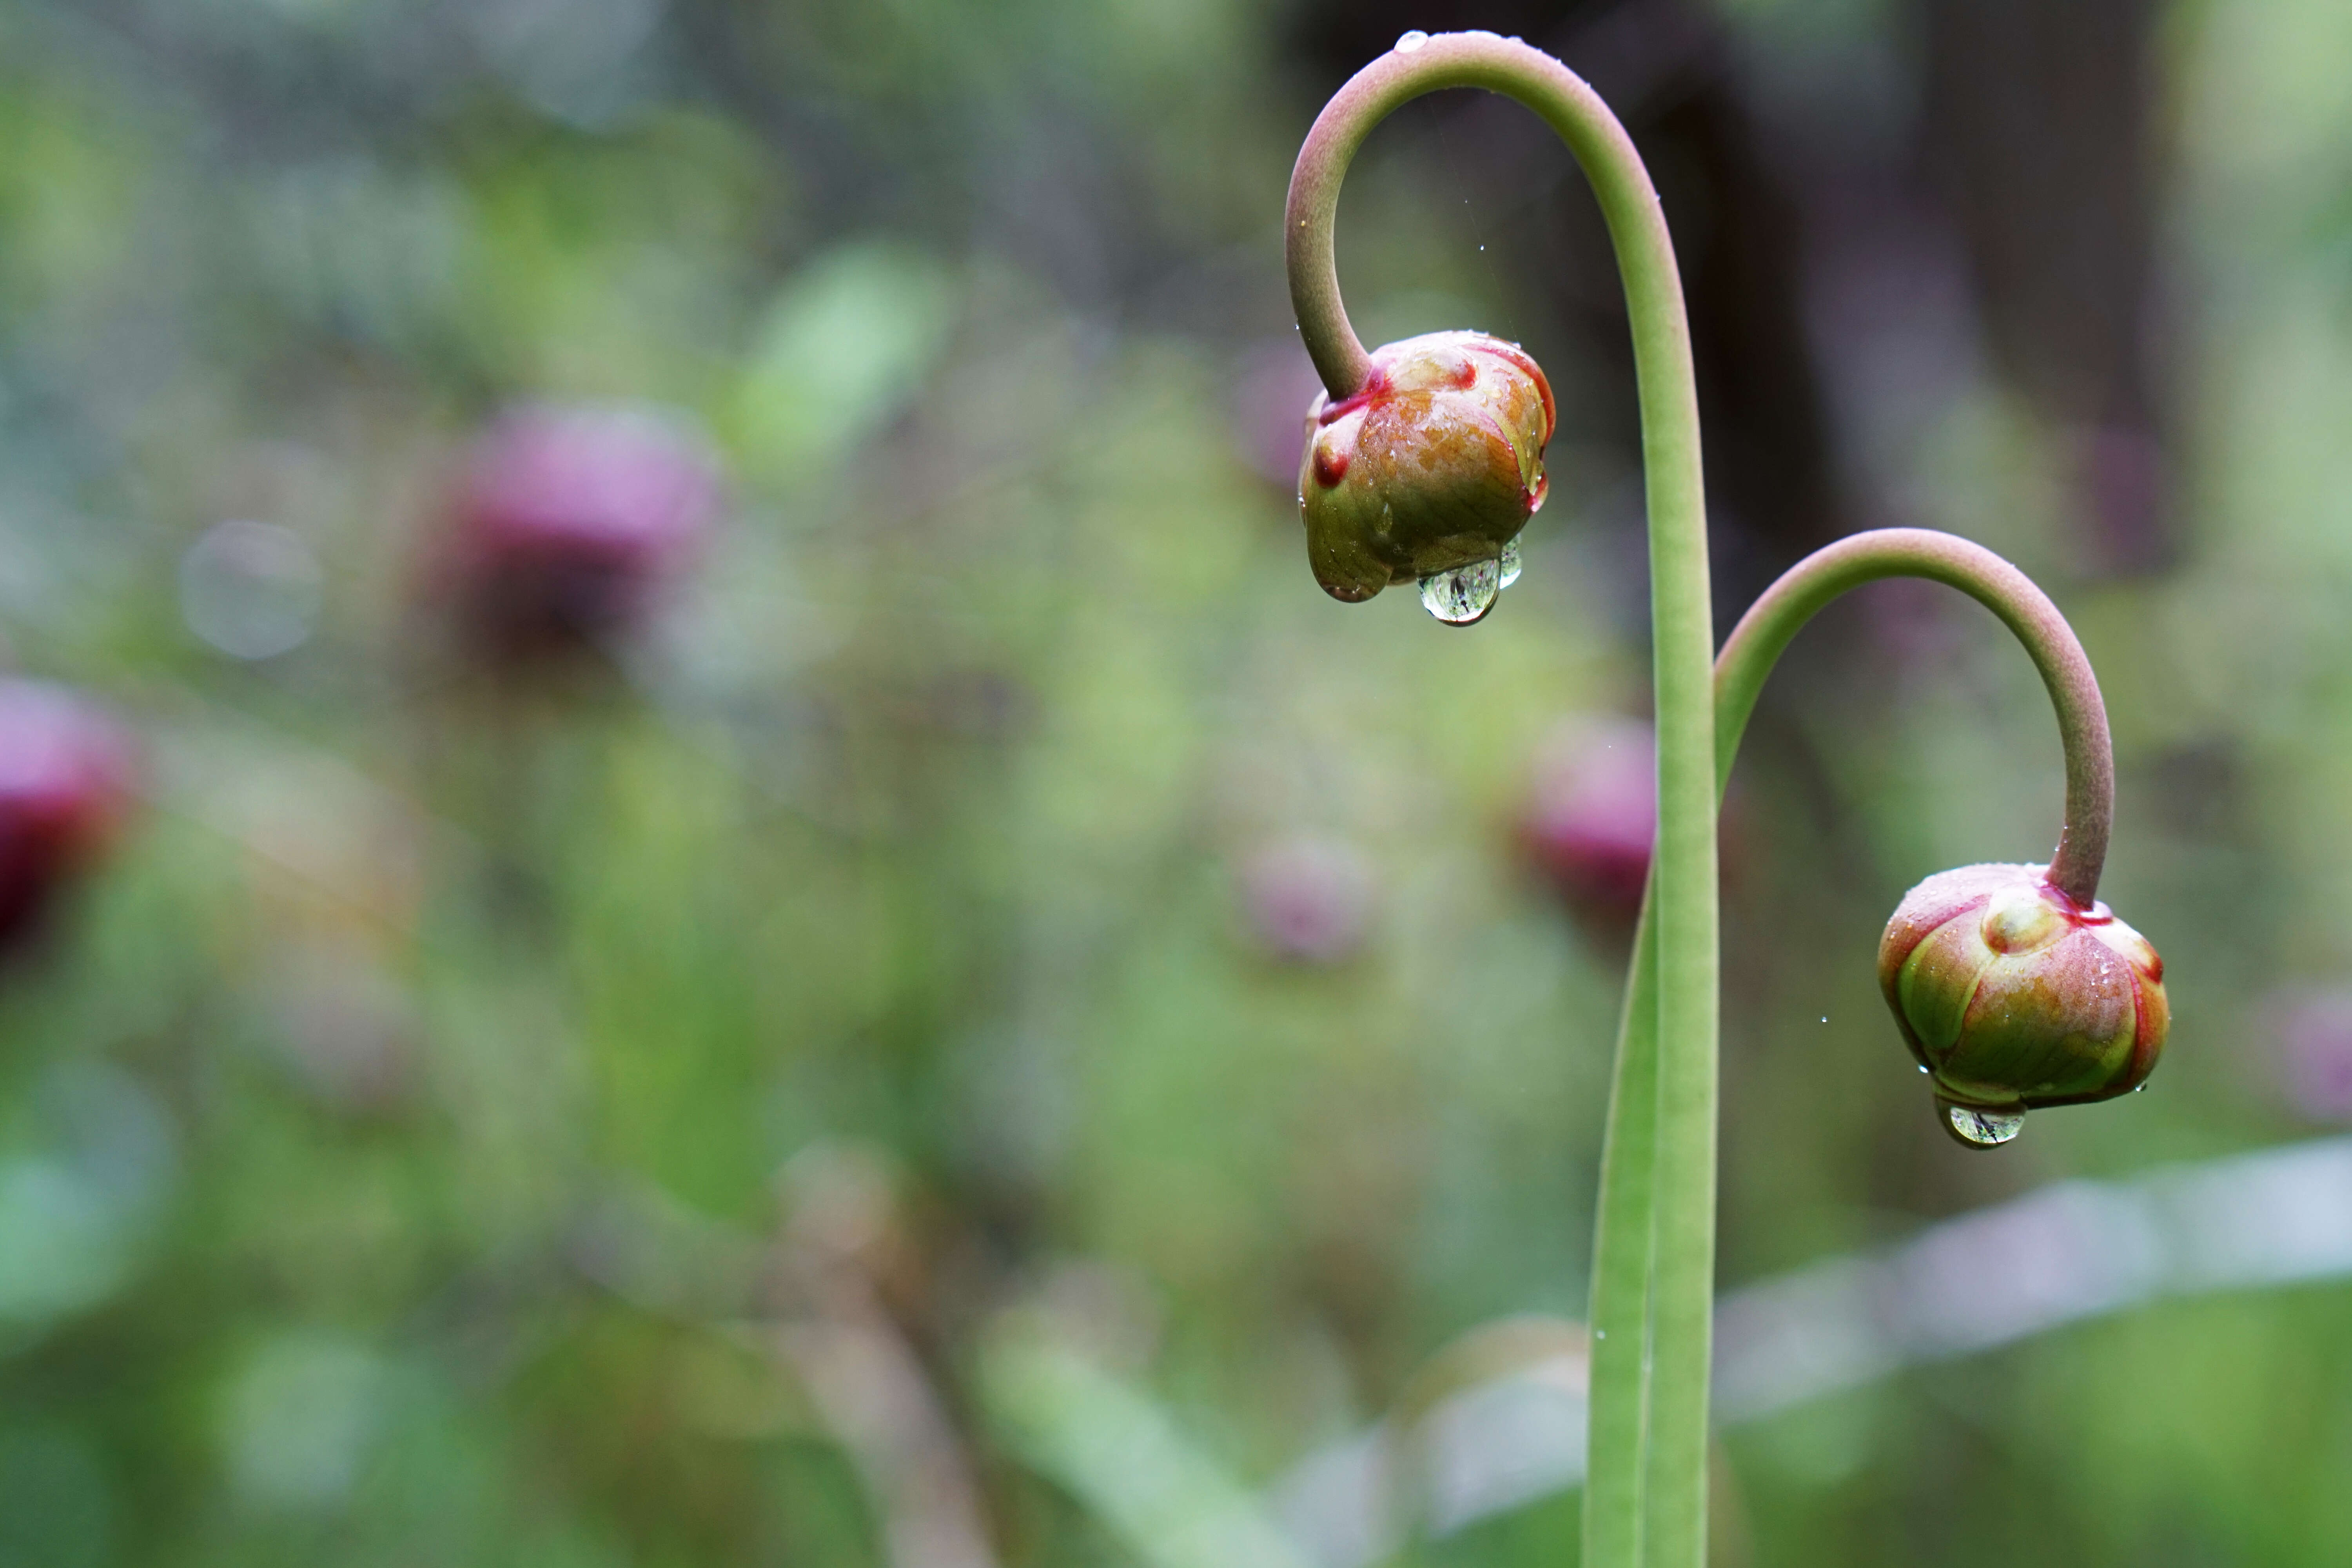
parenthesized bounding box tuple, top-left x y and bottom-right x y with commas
(1396, 30, 1430, 52)
(1498, 536, 1523, 589)
(1419, 557, 1502, 625)
(1936, 1094, 2024, 1149)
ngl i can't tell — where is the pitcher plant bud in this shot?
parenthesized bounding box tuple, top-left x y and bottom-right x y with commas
(1878, 863, 2167, 1147)
(1298, 331, 1553, 623)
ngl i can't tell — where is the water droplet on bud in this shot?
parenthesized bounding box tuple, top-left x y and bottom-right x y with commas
(1395, 30, 1430, 52)
(1498, 536, 1523, 589)
(1419, 558, 1502, 624)
(1936, 1095, 2024, 1149)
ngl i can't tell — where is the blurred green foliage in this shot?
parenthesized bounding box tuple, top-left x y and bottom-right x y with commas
(1, 0, 2351, 1566)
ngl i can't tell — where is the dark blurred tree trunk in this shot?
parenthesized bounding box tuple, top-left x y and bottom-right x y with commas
(1918, 0, 2174, 576)
(1281, 0, 2174, 588)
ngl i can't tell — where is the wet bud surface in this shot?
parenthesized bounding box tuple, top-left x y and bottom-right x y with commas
(1297, 331, 1553, 606)
(1878, 862, 2167, 1145)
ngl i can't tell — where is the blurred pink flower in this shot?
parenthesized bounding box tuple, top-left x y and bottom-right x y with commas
(0, 680, 138, 948)
(434, 403, 722, 659)
(2072, 423, 2171, 577)
(1229, 341, 1326, 490)
(2272, 987, 2352, 1123)
(1521, 717, 1656, 926)
(1239, 834, 1376, 965)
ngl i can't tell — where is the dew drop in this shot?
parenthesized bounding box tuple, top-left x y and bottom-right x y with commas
(1936, 1095, 2024, 1149)
(1498, 535, 1523, 589)
(1395, 29, 1430, 52)
(1419, 557, 1502, 625)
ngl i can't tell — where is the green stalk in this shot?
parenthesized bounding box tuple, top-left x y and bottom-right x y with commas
(1590, 526, 2114, 1552)
(1286, 34, 2119, 1559)
(1586, 886, 1660, 1564)
(1285, 32, 1716, 1568)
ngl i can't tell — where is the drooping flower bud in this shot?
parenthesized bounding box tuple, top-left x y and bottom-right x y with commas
(435, 404, 722, 662)
(0, 681, 138, 951)
(1298, 331, 1552, 619)
(1877, 863, 2167, 1147)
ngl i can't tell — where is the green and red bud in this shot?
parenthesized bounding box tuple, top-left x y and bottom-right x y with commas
(1298, 331, 1553, 605)
(1878, 863, 2167, 1147)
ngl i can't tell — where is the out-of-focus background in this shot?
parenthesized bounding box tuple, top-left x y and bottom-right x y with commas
(1, 0, 2349, 1563)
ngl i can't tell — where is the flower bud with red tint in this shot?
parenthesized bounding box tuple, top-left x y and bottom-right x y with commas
(1521, 718, 1654, 927)
(1878, 863, 2167, 1146)
(0, 681, 137, 950)
(438, 404, 721, 660)
(1298, 331, 1553, 606)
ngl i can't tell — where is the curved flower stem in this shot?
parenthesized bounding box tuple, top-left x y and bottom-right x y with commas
(1590, 534, 2126, 1552)
(1287, 32, 1717, 1568)
(1596, 526, 2114, 1546)
(1715, 527, 2112, 905)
